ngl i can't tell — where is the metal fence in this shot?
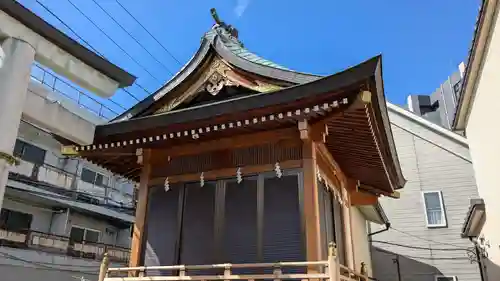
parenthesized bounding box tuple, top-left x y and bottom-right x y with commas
(0, 229, 130, 263)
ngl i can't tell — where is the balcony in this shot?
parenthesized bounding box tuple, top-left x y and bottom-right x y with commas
(9, 159, 134, 210)
(0, 229, 130, 263)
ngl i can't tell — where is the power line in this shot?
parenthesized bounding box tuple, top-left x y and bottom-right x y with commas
(114, 0, 183, 66)
(390, 227, 470, 250)
(34, 0, 143, 103)
(35, 0, 103, 57)
(133, 82, 152, 95)
(372, 246, 471, 262)
(89, 0, 175, 76)
(372, 240, 474, 253)
(64, 0, 163, 84)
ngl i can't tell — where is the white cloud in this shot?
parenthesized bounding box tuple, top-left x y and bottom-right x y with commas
(234, 0, 251, 18)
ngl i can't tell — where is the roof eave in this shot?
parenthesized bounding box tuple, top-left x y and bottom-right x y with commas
(94, 55, 382, 139)
(213, 36, 321, 85)
(454, 0, 495, 130)
(111, 37, 215, 122)
(373, 57, 406, 190)
(112, 32, 323, 121)
(0, 0, 136, 88)
(461, 198, 486, 238)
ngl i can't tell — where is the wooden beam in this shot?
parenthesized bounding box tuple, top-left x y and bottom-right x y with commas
(315, 150, 341, 189)
(316, 142, 347, 185)
(350, 190, 378, 205)
(149, 160, 302, 186)
(150, 127, 299, 164)
(300, 121, 322, 268)
(343, 179, 356, 270)
(129, 149, 151, 273)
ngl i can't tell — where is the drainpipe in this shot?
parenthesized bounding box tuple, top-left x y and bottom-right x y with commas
(469, 237, 486, 281)
(368, 222, 390, 237)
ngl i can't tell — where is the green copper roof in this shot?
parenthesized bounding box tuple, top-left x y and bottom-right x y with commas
(204, 27, 291, 71)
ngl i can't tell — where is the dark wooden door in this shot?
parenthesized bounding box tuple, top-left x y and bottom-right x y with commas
(179, 181, 217, 274)
(144, 185, 181, 275)
(222, 177, 258, 273)
(262, 174, 304, 273)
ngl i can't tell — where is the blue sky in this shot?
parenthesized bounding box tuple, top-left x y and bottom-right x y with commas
(20, 0, 479, 116)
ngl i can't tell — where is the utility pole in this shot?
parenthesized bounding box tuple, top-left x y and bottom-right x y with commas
(392, 255, 402, 281)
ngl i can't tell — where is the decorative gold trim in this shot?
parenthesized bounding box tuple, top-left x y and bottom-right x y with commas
(0, 151, 20, 166)
(61, 145, 79, 156)
(154, 57, 284, 114)
(390, 190, 401, 199)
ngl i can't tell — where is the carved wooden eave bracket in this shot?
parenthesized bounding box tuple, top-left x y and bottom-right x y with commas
(155, 57, 284, 114)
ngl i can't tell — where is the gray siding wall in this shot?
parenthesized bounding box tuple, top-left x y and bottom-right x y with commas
(370, 109, 480, 281)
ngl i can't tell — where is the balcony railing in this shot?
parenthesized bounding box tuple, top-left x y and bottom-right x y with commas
(30, 63, 125, 120)
(99, 243, 370, 281)
(0, 229, 130, 263)
(9, 159, 134, 210)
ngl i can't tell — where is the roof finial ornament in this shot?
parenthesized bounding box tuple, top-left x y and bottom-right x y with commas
(210, 8, 239, 39)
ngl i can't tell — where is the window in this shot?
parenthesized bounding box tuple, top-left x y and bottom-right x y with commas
(81, 168, 109, 187)
(423, 191, 447, 227)
(436, 276, 457, 281)
(69, 226, 100, 244)
(13, 140, 46, 164)
(0, 209, 33, 232)
(453, 80, 462, 95)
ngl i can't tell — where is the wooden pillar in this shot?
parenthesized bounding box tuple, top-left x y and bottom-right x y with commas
(342, 181, 355, 270)
(129, 149, 152, 270)
(299, 120, 322, 266)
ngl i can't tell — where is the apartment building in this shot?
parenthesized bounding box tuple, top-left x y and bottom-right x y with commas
(0, 1, 137, 280)
(370, 104, 480, 281)
(0, 67, 135, 281)
(406, 63, 465, 130)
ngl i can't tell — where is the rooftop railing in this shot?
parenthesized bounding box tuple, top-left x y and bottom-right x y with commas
(0, 228, 130, 263)
(10, 159, 134, 210)
(30, 63, 126, 120)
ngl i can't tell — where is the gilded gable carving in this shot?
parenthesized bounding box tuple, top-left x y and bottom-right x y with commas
(154, 57, 284, 114)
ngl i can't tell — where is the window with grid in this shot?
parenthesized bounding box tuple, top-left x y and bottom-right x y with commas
(69, 226, 100, 244)
(453, 80, 462, 100)
(13, 140, 46, 164)
(0, 209, 32, 233)
(81, 168, 109, 187)
(423, 191, 447, 227)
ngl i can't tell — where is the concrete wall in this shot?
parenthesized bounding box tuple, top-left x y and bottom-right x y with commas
(0, 246, 126, 281)
(23, 81, 97, 145)
(350, 206, 372, 277)
(370, 107, 481, 281)
(465, 3, 500, 279)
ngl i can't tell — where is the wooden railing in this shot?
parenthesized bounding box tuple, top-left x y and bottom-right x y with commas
(0, 229, 130, 263)
(98, 243, 370, 281)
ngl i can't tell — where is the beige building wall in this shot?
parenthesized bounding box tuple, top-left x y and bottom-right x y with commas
(350, 206, 372, 277)
(463, 1, 500, 278)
